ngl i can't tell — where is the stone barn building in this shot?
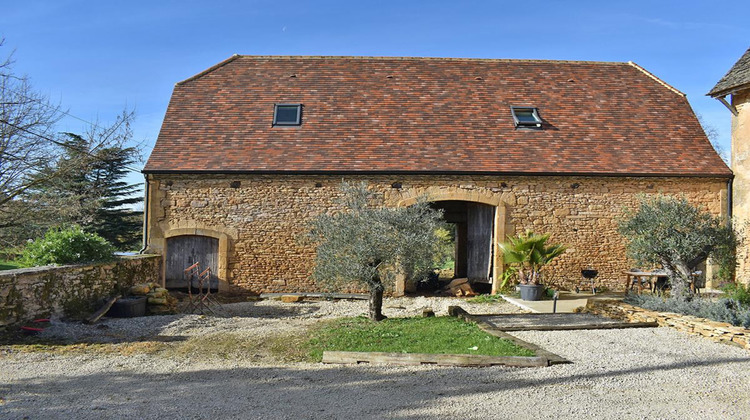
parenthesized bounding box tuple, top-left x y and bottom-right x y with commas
(143, 55, 731, 294)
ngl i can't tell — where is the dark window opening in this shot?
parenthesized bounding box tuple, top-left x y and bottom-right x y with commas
(273, 104, 302, 126)
(511, 106, 542, 128)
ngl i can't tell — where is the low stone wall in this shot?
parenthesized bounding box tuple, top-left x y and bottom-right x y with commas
(0, 255, 162, 328)
(586, 300, 750, 350)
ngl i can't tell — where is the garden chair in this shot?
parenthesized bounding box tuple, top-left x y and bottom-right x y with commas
(690, 270, 704, 296)
(653, 276, 670, 296)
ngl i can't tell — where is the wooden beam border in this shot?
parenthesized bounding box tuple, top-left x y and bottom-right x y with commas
(322, 351, 548, 367)
(471, 313, 659, 332)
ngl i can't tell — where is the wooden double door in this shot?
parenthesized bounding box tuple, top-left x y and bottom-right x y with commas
(165, 235, 219, 290)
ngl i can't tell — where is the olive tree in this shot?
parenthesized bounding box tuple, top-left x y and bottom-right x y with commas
(307, 182, 446, 321)
(618, 195, 735, 300)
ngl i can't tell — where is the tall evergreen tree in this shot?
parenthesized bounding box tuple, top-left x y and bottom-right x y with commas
(31, 133, 143, 249)
(22, 110, 143, 250)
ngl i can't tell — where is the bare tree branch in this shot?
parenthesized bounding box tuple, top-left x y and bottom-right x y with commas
(697, 114, 728, 164)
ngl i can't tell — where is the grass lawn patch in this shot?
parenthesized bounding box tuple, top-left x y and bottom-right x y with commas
(307, 316, 534, 361)
(467, 294, 506, 303)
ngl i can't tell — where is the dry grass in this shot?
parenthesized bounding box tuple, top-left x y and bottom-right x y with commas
(0, 333, 305, 363)
(152, 330, 314, 363)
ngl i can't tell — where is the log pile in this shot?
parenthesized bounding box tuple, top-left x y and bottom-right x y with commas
(129, 283, 178, 315)
(441, 278, 477, 297)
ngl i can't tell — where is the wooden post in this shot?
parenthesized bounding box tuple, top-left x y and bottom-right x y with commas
(491, 204, 506, 295)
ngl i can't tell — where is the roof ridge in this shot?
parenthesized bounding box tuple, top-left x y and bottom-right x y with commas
(172, 55, 688, 101)
(627, 61, 685, 97)
(173, 55, 639, 86)
(176, 54, 241, 86)
(234, 55, 629, 66)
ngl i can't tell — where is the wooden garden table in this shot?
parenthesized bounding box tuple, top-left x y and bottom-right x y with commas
(623, 270, 667, 294)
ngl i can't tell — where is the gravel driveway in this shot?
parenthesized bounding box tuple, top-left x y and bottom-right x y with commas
(1, 297, 749, 419)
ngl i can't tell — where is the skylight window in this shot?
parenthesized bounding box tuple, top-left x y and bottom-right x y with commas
(273, 104, 302, 126)
(511, 106, 542, 129)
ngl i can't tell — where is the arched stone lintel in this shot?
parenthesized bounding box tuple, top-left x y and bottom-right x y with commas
(164, 227, 232, 242)
(392, 187, 504, 207)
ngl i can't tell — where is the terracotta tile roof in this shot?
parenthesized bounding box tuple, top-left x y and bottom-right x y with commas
(145, 55, 731, 177)
(708, 47, 750, 98)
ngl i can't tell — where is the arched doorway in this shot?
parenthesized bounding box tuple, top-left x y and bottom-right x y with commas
(160, 226, 233, 292)
(431, 200, 494, 284)
(392, 187, 510, 294)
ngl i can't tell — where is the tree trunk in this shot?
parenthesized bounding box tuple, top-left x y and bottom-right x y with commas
(661, 258, 693, 300)
(672, 260, 695, 300)
(369, 281, 387, 321)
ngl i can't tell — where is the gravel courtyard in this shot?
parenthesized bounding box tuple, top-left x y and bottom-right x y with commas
(1, 297, 749, 419)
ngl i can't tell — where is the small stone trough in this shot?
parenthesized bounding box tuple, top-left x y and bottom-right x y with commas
(106, 296, 148, 318)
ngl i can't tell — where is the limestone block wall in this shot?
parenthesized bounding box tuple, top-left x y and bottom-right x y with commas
(0, 255, 162, 327)
(732, 89, 750, 285)
(587, 300, 750, 350)
(145, 174, 728, 294)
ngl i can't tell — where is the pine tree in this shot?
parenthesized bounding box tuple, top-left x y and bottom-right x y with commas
(79, 134, 143, 249)
(28, 132, 143, 250)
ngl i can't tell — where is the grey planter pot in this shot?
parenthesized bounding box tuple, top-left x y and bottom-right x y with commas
(519, 284, 545, 301)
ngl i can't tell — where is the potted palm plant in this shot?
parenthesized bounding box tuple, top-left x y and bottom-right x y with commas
(498, 231, 566, 301)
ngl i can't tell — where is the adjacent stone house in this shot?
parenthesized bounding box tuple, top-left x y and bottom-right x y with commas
(709, 46, 750, 285)
(143, 55, 731, 294)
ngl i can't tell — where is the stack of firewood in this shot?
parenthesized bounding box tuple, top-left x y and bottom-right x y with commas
(440, 278, 477, 297)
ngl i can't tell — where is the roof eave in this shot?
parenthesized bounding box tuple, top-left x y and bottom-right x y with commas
(142, 168, 734, 179)
(707, 81, 750, 98)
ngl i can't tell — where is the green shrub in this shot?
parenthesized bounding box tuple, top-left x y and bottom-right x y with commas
(20, 226, 116, 267)
(722, 283, 750, 307)
(497, 231, 566, 286)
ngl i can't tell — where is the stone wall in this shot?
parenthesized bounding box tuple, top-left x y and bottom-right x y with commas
(732, 89, 750, 285)
(0, 255, 161, 327)
(587, 300, 750, 350)
(145, 174, 728, 294)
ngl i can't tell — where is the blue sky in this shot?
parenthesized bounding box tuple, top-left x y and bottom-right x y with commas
(2, 0, 749, 188)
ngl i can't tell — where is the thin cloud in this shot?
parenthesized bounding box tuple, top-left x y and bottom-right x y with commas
(627, 15, 737, 31)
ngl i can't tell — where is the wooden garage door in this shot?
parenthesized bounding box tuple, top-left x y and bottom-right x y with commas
(165, 235, 219, 290)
